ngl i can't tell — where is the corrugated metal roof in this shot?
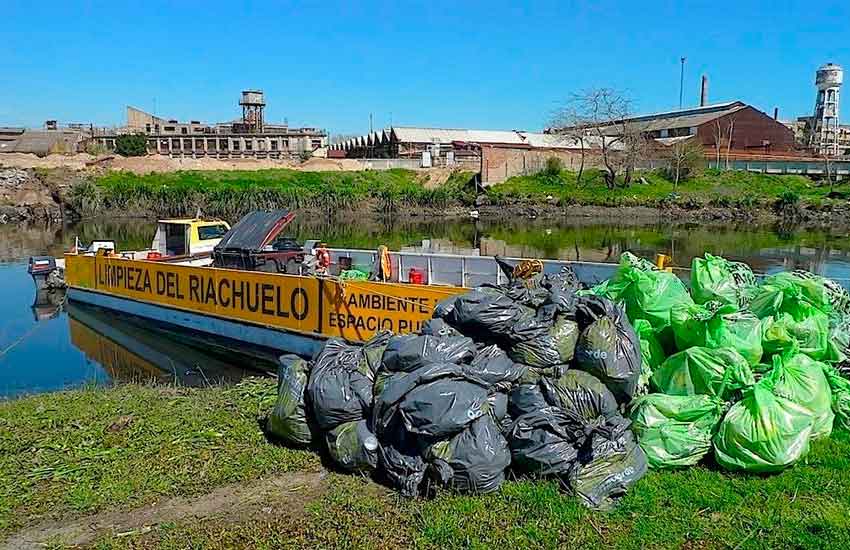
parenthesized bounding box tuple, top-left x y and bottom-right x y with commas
(390, 127, 600, 148)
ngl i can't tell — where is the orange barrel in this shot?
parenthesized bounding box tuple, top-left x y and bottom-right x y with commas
(408, 268, 425, 285)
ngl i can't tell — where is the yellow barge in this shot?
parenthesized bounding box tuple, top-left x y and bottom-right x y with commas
(47, 211, 614, 357)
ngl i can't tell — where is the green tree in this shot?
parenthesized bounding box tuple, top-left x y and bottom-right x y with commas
(115, 134, 149, 157)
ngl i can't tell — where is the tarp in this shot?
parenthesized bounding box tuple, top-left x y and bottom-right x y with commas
(214, 210, 294, 252)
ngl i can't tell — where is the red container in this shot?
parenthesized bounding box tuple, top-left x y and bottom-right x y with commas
(408, 268, 425, 285)
(146, 251, 163, 260)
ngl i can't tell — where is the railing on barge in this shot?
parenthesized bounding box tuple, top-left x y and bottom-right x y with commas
(326, 247, 620, 288)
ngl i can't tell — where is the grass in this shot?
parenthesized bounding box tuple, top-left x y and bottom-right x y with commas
(68, 169, 476, 219)
(62, 166, 850, 221)
(90, 432, 850, 549)
(2, 380, 850, 549)
(486, 168, 850, 210)
(0, 379, 317, 538)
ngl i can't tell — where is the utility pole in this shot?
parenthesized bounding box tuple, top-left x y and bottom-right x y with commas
(679, 57, 686, 109)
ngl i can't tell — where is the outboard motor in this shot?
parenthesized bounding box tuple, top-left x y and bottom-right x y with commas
(28, 256, 64, 291)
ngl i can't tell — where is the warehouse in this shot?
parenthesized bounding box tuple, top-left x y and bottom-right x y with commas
(553, 101, 796, 154)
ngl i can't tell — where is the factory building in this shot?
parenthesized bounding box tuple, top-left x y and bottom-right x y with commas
(330, 126, 616, 184)
(551, 101, 797, 154)
(95, 91, 327, 159)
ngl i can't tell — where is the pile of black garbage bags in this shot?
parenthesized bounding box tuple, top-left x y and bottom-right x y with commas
(266, 269, 647, 510)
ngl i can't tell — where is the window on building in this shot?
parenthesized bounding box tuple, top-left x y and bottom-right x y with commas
(195, 139, 204, 148)
(145, 124, 151, 133)
(164, 126, 175, 132)
(207, 139, 216, 150)
(258, 140, 266, 150)
(160, 139, 169, 150)
(172, 138, 180, 149)
(270, 140, 278, 151)
(155, 124, 160, 133)
(282, 139, 289, 148)
(181, 127, 188, 135)
(311, 139, 321, 149)
(232, 140, 240, 151)
(183, 138, 192, 150)
(219, 139, 228, 150)
(245, 140, 253, 151)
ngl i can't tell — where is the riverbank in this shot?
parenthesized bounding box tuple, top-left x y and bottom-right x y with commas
(3, 165, 850, 228)
(1, 380, 849, 549)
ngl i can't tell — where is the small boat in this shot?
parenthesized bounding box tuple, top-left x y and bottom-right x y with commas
(31, 210, 623, 357)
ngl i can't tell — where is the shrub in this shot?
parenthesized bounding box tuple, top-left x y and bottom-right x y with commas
(543, 156, 563, 177)
(114, 134, 148, 157)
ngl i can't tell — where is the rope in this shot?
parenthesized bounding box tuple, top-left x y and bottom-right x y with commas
(0, 323, 44, 360)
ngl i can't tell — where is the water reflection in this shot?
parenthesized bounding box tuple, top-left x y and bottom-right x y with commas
(1, 214, 850, 398)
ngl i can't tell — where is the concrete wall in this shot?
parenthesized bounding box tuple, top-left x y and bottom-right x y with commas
(480, 146, 601, 185)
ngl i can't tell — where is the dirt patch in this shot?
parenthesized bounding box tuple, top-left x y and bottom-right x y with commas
(2, 470, 327, 550)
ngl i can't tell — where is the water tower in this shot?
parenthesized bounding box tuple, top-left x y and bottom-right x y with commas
(239, 90, 266, 133)
(810, 63, 843, 155)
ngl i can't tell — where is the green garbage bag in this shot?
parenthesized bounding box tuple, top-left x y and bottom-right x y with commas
(634, 319, 664, 393)
(670, 302, 763, 365)
(769, 354, 833, 439)
(267, 355, 313, 446)
(713, 379, 814, 472)
(611, 254, 694, 332)
(750, 272, 833, 320)
(325, 419, 379, 472)
(690, 253, 757, 308)
(823, 365, 850, 432)
(630, 393, 723, 468)
(651, 347, 754, 400)
(762, 308, 830, 362)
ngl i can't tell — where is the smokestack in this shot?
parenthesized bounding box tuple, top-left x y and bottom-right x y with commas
(774, 107, 779, 120)
(700, 75, 709, 107)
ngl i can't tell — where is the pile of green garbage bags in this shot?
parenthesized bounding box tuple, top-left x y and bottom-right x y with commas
(264, 250, 850, 510)
(591, 252, 850, 472)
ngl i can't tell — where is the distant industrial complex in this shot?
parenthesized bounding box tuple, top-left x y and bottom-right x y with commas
(0, 64, 848, 177)
(0, 90, 328, 159)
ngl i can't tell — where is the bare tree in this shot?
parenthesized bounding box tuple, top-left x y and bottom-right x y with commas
(549, 105, 588, 183)
(551, 88, 636, 189)
(664, 140, 705, 187)
(712, 119, 735, 170)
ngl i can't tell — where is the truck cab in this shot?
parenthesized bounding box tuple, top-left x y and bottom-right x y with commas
(151, 219, 231, 257)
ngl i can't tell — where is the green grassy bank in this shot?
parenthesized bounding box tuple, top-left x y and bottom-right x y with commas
(67, 169, 476, 219)
(486, 168, 850, 210)
(2, 380, 850, 549)
(60, 167, 850, 221)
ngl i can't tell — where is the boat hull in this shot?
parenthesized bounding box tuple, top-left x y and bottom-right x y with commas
(63, 253, 468, 354)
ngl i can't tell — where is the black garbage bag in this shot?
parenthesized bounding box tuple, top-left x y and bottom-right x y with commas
(382, 334, 476, 373)
(540, 370, 619, 422)
(434, 286, 537, 341)
(509, 382, 549, 419)
(486, 392, 513, 434)
(427, 415, 511, 494)
(372, 362, 465, 438)
(325, 419, 380, 472)
(570, 416, 648, 510)
(266, 355, 313, 446)
(360, 330, 392, 377)
(420, 318, 463, 338)
(508, 406, 585, 476)
(398, 377, 490, 438)
(378, 427, 428, 497)
(307, 338, 374, 431)
(574, 297, 642, 403)
(508, 315, 580, 368)
(465, 345, 527, 389)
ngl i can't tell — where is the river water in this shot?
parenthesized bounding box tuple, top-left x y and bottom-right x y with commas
(2, 216, 850, 399)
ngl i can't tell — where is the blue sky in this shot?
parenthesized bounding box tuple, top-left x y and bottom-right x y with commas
(2, 1, 848, 136)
